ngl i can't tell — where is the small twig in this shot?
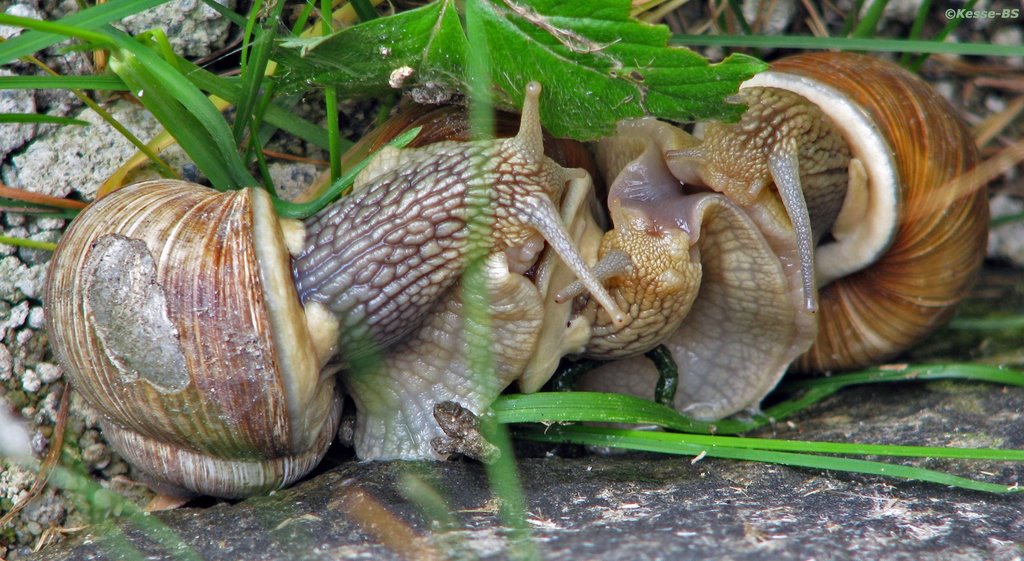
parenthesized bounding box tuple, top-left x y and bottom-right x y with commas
(0, 183, 88, 210)
(343, 487, 444, 561)
(32, 524, 85, 553)
(800, 0, 830, 37)
(261, 149, 330, 166)
(973, 95, 1024, 149)
(0, 386, 71, 529)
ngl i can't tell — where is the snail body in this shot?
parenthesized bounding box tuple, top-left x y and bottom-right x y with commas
(293, 82, 626, 362)
(577, 53, 987, 418)
(331, 87, 609, 459)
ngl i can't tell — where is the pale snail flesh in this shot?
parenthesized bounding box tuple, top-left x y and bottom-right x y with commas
(575, 53, 987, 419)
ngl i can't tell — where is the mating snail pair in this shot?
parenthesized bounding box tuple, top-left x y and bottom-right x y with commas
(43, 53, 988, 498)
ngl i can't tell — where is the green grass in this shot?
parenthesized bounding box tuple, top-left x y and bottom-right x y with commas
(1, 0, 1023, 559)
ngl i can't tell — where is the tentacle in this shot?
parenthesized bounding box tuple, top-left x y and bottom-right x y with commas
(768, 146, 818, 313)
(554, 250, 632, 303)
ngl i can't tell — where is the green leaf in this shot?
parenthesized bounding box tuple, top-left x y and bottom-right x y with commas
(274, 0, 467, 98)
(466, 0, 763, 137)
(274, 0, 766, 140)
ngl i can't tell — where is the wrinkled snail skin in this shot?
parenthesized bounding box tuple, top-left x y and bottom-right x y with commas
(563, 119, 704, 360)
(44, 181, 342, 498)
(329, 88, 607, 459)
(345, 252, 545, 460)
(579, 53, 986, 419)
(577, 119, 815, 420)
(44, 83, 627, 476)
(292, 82, 627, 362)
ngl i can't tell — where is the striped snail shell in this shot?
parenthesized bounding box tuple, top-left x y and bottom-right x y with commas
(578, 53, 987, 418)
(741, 53, 988, 371)
(45, 181, 342, 498)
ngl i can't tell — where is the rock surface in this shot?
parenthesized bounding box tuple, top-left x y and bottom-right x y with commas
(24, 380, 1024, 561)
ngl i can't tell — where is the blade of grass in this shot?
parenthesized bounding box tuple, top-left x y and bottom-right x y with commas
(106, 28, 258, 189)
(0, 75, 128, 90)
(852, 0, 890, 38)
(109, 49, 246, 190)
(499, 393, 1024, 460)
(0, 13, 114, 47)
(0, 0, 170, 63)
(899, 0, 934, 66)
(0, 235, 58, 251)
(514, 425, 1023, 494)
(671, 34, 1024, 56)
(234, 3, 280, 145)
(174, 57, 333, 150)
(723, 0, 752, 35)
(321, 0, 342, 183)
(350, 0, 380, 22)
(781, 364, 1024, 391)
(992, 212, 1024, 228)
(839, 0, 866, 35)
(462, 3, 537, 558)
(0, 113, 89, 126)
(907, 0, 977, 71)
(495, 364, 1024, 436)
(949, 315, 1024, 330)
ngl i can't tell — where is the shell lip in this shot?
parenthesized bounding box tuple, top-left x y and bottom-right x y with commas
(741, 71, 900, 287)
(251, 187, 338, 455)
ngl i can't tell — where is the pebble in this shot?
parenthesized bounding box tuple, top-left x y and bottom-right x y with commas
(36, 362, 62, 384)
(21, 368, 41, 393)
(26, 306, 45, 330)
(0, 68, 37, 162)
(988, 193, 1024, 267)
(0, 344, 12, 380)
(0, 300, 29, 340)
(117, 0, 236, 59)
(0, 406, 31, 458)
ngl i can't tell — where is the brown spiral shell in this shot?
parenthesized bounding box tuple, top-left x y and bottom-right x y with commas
(45, 180, 342, 497)
(756, 53, 988, 371)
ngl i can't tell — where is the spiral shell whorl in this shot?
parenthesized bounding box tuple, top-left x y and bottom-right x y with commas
(766, 53, 988, 371)
(45, 180, 340, 497)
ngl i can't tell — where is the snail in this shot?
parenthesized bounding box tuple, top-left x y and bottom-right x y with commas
(292, 82, 626, 362)
(575, 52, 988, 419)
(329, 85, 608, 459)
(44, 82, 624, 486)
(44, 182, 343, 498)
